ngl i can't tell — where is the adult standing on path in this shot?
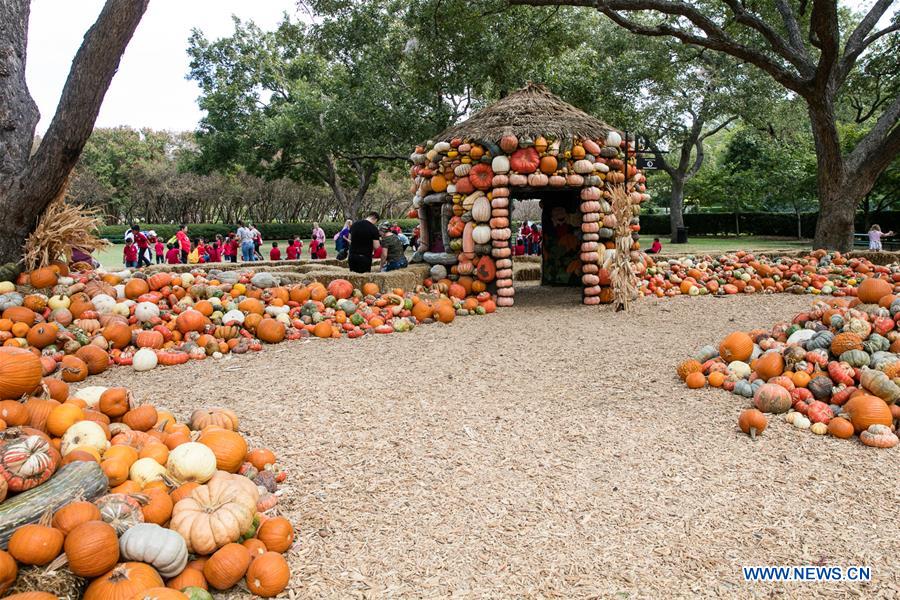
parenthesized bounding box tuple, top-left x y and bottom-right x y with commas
(379, 223, 408, 271)
(236, 221, 255, 262)
(311, 222, 325, 249)
(175, 224, 191, 264)
(347, 212, 381, 273)
(334, 219, 352, 260)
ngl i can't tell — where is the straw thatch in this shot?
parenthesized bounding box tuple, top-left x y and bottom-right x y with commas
(434, 83, 618, 144)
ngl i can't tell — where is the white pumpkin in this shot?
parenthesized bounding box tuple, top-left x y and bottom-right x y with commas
(433, 141, 451, 153)
(133, 348, 158, 372)
(180, 273, 195, 286)
(810, 422, 828, 435)
(265, 305, 289, 317)
(793, 414, 811, 429)
(222, 309, 245, 325)
(275, 312, 291, 326)
(114, 284, 126, 300)
(72, 386, 108, 409)
(606, 131, 622, 147)
(91, 294, 116, 315)
(47, 294, 70, 310)
(471, 197, 491, 223)
(119, 523, 188, 578)
(130, 457, 167, 487)
(134, 302, 160, 323)
(61, 420, 109, 455)
(166, 442, 217, 484)
(430, 265, 447, 280)
(0, 282, 14, 294)
(472, 225, 492, 245)
(491, 155, 510, 174)
(573, 159, 595, 174)
(727, 361, 752, 379)
(112, 302, 131, 317)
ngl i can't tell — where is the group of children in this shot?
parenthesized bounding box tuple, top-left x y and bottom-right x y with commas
(514, 222, 543, 257)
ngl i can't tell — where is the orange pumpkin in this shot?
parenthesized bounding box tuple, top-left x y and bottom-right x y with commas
(29, 267, 59, 289)
(25, 323, 58, 349)
(719, 331, 753, 362)
(124, 279, 151, 300)
(0, 347, 43, 399)
(256, 319, 285, 344)
(102, 322, 133, 349)
(198, 428, 247, 473)
(83, 562, 164, 600)
(75, 345, 109, 375)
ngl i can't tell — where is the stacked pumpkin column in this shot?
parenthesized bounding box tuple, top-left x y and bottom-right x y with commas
(491, 184, 514, 306)
(580, 184, 604, 305)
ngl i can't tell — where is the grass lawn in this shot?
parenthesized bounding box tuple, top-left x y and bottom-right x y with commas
(95, 236, 809, 270)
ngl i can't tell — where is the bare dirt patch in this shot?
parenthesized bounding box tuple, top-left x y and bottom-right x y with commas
(89, 285, 899, 598)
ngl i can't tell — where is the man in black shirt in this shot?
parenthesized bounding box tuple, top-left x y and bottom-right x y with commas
(348, 212, 381, 273)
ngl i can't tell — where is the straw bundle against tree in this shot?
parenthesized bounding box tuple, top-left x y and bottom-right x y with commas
(610, 185, 638, 311)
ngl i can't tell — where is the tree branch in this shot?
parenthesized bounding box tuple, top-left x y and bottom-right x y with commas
(687, 137, 704, 179)
(774, 0, 807, 56)
(699, 115, 738, 141)
(646, 140, 675, 177)
(719, 0, 812, 74)
(15, 0, 149, 223)
(847, 92, 900, 177)
(843, 0, 896, 61)
(809, 0, 840, 92)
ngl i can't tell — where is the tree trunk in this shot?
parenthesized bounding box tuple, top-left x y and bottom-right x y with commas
(668, 175, 686, 243)
(813, 179, 857, 251)
(0, 0, 148, 267)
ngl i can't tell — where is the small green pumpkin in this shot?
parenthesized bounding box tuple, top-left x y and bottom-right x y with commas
(840, 349, 871, 368)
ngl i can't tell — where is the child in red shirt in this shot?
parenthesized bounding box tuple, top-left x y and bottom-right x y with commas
(286, 237, 299, 260)
(269, 242, 281, 260)
(206, 241, 221, 263)
(309, 239, 320, 260)
(165, 244, 181, 264)
(153, 238, 165, 264)
(123, 239, 138, 268)
(316, 243, 326, 260)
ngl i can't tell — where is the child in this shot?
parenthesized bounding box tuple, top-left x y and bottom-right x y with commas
(286, 237, 298, 260)
(206, 236, 222, 263)
(195, 238, 206, 263)
(165, 243, 181, 264)
(648, 237, 662, 254)
(309, 238, 320, 260)
(869, 225, 894, 250)
(316, 241, 327, 260)
(153, 236, 165, 264)
(123, 238, 138, 268)
(227, 234, 239, 263)
(530, 225, 542, 255)
(514, 236, 525, 257)
(270, 241, 281, 261)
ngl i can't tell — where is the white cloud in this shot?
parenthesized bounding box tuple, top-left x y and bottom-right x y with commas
(26, 0, 297, 133)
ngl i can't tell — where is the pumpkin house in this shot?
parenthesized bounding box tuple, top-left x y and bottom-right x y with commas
(408, 83, 650, 306)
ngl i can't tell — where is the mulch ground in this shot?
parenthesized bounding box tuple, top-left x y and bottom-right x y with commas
(90, 285, 899, 599)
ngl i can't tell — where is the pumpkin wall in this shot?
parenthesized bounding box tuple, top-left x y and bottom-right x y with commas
(409, 132, 650, 305)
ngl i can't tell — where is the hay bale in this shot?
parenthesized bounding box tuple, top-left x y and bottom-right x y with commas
(514, 263, 542, 282)
(9, 564, 85, 599)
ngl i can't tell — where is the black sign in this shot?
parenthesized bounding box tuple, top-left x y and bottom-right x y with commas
(636, 156, 660, 170)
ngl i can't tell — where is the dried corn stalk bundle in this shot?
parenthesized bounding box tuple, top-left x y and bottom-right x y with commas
(23, 185, 109, 271)
(610, 185, 638, 311)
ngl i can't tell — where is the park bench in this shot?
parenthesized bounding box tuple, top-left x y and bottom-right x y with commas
(853, 233, 900, 250)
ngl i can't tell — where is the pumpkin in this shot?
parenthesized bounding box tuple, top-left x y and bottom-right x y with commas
(243, 538, 267, 559)
(8, 508, 63, 565)
(246, 448, 276, 470)
(256, 516, 293, 553)
(831, 332, 863, 355)
(676, 359, 702, 381)
(0, 400, 28, 426)
(0, 434, 59, 491)
(0, 549, 15, 594)
(754, 352, 784, 381)
(807, 375, 834, 400)
(65, 520, 120, 577)
(136, 331, 164, 349)
(99, 387, 134, 418)
(29, 267, 58, 289)
(96, 493, 147, 535)
(165, 566, 207, 591)
(120, 523, 189, 578)
(719, 332, 753, 362)
(509, 147, 540, 173)
(61, 420, 109, 456)
(84, 562, 164, 600)
(753, 383, 792, 414)
(256, 319, 285, 344)
(471, 196, 491, 223)
(860, 367, 900, 403)
(46, 402, 83, 437)
(190, 408, 238, 432)
(3, 594, 57, 600)
(0, 347, 43, 399)
(433, 303, 455, 324)
(842, 394, 893, 433)
(166, 442, 217, 484)
(326, 279, 353, 300)
(123, 404, 158, 432)
(198, 429, 246, 473)
(475, 255, 496, 282)
(684, 372, 705, 388)
(60, 356, 88, 383)
(125, 279, 151, 300)
(175, 310, 209, 334)
(737, 408, 767, 440)
(857, 277, 892, 303)
(469, 163, 493, 190)
(827, 416, 855, 439)
(25, 323, 57, 349)
(245, 551, 290, 597)
(52, 499, 101, 535)
(170, 471, 258, 554)
(859, 423, 899, 448)
(203, 543, 251, 590)
(806, 401, 834, 424)
(141, 488, 174, 525)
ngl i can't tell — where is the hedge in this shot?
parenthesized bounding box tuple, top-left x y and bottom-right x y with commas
(637, 211, 900, 237)
(100, 220, 420, 243)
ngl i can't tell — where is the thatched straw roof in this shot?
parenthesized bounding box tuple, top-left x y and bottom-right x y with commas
(434, 83, 618, 144)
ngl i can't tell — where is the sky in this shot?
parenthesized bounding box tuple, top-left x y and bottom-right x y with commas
(26, 0, 298, 133)
(25, 1, 894, 135)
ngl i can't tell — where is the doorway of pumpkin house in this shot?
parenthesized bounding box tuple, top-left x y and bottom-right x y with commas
(512, 188, 582, 286)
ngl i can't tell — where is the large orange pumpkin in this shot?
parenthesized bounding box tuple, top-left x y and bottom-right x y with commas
(433, 303, 455, 324)
(0, 347, 44, 399)
(843, 394, 893, 433)
(719, 331, 753, 362)
(124, 279, 150, 300)
(857, 277, 893, 304)
(198, 429, 247, 473)
(754, 352, 784, 381)
(25, 323, 58, 349)
(29, 267, 59, 289)
(326, 279, 353, 300)
(256, 319, 285, 344)
(175, 310, 209, 334)
(75, 345, 109, 375)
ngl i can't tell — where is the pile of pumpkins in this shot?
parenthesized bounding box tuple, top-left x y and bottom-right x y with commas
(0, 377, 293, 598)
(409, 130, 650, 306)
(0, 264, 497, 382)
(677, 276, 900, 448)
(642, 250, 896, 298)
